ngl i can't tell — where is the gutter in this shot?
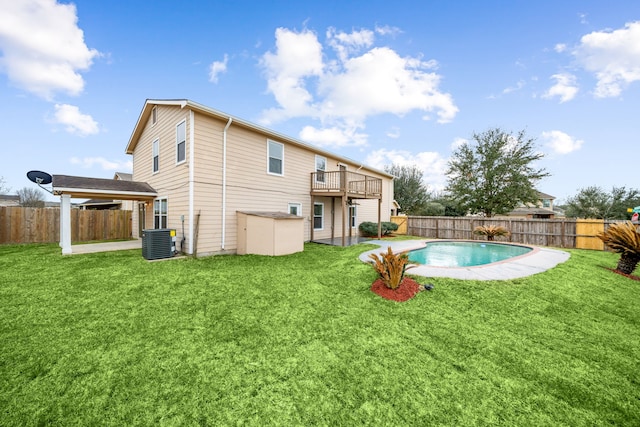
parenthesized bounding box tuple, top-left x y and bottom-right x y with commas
(221, 117, 233, 250)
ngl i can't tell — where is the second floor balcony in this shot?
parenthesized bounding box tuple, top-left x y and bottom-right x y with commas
(310, 170, 382, 199)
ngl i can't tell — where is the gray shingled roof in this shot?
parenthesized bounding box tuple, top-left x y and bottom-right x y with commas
(52, 175, 156, 195)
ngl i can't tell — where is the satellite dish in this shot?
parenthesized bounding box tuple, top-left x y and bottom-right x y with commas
(26, 170, 54, 195)
(27, 170, 53, 185)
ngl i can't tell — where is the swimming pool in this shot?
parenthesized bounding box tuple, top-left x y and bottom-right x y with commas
(407, 241, 532, 267)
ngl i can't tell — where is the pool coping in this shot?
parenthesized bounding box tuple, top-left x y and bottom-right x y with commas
(359, 239, 571, 281)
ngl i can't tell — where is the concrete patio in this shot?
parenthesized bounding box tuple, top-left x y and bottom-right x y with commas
(69, 239, 142, 255)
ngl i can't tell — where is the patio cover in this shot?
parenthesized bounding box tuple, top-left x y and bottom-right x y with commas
(52, 175, 157, 254)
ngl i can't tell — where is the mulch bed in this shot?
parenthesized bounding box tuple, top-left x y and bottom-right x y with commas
(605, 267, 640, 281)
(371, 277, 422, 302)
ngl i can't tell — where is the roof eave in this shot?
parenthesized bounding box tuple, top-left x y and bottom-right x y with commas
(53, 187, 157, 200)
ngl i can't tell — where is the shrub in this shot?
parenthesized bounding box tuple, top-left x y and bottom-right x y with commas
(359, 221, 399, 237)
(472, 225, 510, 241)
(368, 246, 415, 290)
(597, 221, 640, 275)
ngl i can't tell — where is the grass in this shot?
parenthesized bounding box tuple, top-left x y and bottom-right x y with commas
(0, 241, 639, 426)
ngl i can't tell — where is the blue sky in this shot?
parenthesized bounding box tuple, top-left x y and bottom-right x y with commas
(1, 0, 639, 203)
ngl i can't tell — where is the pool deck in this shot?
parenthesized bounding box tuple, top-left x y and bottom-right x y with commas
(359, 239, 571, 281)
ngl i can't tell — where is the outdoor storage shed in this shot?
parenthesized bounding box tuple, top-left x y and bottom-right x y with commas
(237, 211, 304, 256)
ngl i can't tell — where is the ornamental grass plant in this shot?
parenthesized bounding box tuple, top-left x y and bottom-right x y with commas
(597, 221, 640, 274)
(472, 225, 510, 241)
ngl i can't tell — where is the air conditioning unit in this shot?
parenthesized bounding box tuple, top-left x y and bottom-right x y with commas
(142, 229, 176, 260)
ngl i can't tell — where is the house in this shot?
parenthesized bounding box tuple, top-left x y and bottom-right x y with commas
(0, 195, 20, 207)
(501, 191, 556, 219)
(122, 99, 394, 256)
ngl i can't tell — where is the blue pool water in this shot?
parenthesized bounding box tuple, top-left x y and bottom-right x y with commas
(407, 241, 532, 267)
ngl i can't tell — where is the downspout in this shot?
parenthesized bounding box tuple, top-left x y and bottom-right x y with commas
(221, 117, 233, 250)
(188, 110, 195, 254)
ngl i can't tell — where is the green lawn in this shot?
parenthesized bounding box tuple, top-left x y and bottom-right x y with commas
(0, 242, 638, 426)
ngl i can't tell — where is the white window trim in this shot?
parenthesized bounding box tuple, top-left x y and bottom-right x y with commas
(153, 197, 168, 229)
(315, 155, 326, 183)
(152, 138, 159, 174)
(313, 202, 324, 231)
(267, 139, 284, 176)
(176, 120, 186, 165)
(288, 202, 302, 217)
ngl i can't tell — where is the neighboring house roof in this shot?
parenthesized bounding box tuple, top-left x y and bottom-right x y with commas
(508, 207, 555, 216)
(114, 172, 132, 181)
(537, 191, 555, 200)
(0, 194, 20, 206)
(125, 99, 395, 179)
(52, 175, 157, 200)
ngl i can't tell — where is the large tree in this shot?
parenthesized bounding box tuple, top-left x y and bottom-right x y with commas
(445, 128, 549, 217)
(384, 164, 430, 215)
(17, 187, 45, 208)
(564, 186, 640, 219)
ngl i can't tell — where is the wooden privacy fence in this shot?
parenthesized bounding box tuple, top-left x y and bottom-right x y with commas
(0, 207, 132, 244)
(404, 216, 624, 250)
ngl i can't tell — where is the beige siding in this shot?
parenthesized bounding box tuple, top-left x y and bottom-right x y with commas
(130, 103, 394, 255)
(131, 105, 191, 248)
(191, 112, 224, 254)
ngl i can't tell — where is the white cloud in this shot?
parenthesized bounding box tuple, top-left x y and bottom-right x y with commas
(502, 80, 525, 94)
(0, 0, 100, 99)
(70, 156, 132, 171)
(259, 26, 457, 148)
(52, 104, 99, 136)
(327, 27, 374, 62)
(554, 43, 567, 53)
(209, 54, 228, 83)
(259, 27, 324, 124)
(386, 127, 400, 139)
(450, 137, 468, 151)
(541, 130, 584, 155)
(574, 21, 640, 97)
(375, 25, 402, 37)
(542, 73, 579, 102)
(364, 148, 448, 192)
(299, 125, 368, 148)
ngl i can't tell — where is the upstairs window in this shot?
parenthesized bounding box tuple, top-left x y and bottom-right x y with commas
(268, 140, 284, 175)
(176, 121, 186, 164)
(151, 106, 157, 125)
(152, 139, 159, 173)
(315, 155, 326, 183)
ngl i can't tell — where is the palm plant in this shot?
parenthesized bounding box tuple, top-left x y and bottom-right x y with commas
(472, 225, 510, 241)
(597, 221, 640, 275)
(369, 246, 415, 289)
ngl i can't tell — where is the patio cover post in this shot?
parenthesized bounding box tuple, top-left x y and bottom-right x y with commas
(60, 194, 72, 255)
(310, 194, 315, 242)
(341, 195, 347, 246)
(377, 198, 382, 239)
